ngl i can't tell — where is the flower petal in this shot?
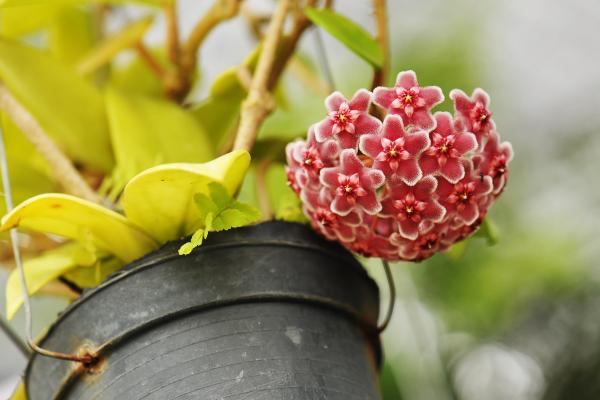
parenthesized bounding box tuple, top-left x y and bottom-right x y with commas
(373, 87, 397, 109)
(395, 70, 418, 88)
(349, 88, 373, 112)
(440, 158, 465, 183)
(325, 91, 347, 111)
(354, 114, 382, 135)
(404, 131, 430, 154)
(397, 159, 422, 186)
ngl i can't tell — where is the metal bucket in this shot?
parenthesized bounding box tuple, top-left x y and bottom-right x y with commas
(25, 221, 382, 399)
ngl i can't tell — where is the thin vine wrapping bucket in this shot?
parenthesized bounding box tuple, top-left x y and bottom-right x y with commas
(25, 221, 382, 399)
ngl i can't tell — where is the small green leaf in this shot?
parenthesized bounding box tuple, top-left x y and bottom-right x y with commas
(208, 181, 232, 209)
(212, 206, 260, 232)
(107, 47, 166, 96)
(49, 6, 95, 65)
(5, 243, 96, 319)
(304, 8, 383, 67)
(121, 150, 251, 243)
(194, 193, 218, 221)
(178, 227, 204, 255)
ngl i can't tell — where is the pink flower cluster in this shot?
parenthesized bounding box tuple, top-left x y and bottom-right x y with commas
(286, 71, 513, 261)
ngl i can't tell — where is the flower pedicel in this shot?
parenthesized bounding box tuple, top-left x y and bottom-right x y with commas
(286, 70, 513, 261)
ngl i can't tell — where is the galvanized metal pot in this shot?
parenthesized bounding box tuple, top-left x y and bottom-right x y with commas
(25, 221, 382, 399)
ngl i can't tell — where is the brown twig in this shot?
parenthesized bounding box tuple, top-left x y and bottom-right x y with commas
(0, 84, 101, 204)
(370, 0, 390, 89)
(233, 0, 290, 152)
(164, 3, 181, 66)
(181, 0, 241, 78)
(134, 42, 166, 79)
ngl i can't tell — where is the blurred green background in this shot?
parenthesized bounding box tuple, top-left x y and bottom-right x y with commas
(1, 1, 599, 399)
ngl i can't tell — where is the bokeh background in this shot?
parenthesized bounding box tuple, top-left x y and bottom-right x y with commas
(1, 0, 599, 399)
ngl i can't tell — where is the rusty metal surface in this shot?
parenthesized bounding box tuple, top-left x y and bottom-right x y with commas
(25, 221, 381, 399)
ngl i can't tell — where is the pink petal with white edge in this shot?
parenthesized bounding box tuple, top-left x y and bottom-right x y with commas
(359, 134, 383, 159)
(331, 195, 353, 216)
(397, 159, 422, 186)
(404, 131, 430, 154)
(315, 119, 334, 142)
(340, 149, 363, 173)
(349, 89, 373, 112)
(395, 70, 418, 88)
(354, 114, 382, 135)
(414, 176, 438, 197)
(454, 133, 477, 154)
(319, 167, 340, 188)
(433, 112, 454, 134)
(423, 201, 446, 222)
(382, 115, 405, 138)
(337, 131, 360, 150)
(398, 220, 419, 240)
(449, 89, 471, 114)
(373, 87, 397, 109)
(325, 91, 347, 111)
(473, 88, 491, 106)
(459, 203, 479, 225)
(365, 169, 386, 189)
(421, 86, 444, 107)
(440, 158, 465, 183)
(410, 109, 436, 130)
(358, 192, 382, 215)
(419, 155, 440, 176)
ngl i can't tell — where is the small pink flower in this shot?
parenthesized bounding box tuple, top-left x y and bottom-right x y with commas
(359, 115, 429, 185)
(286, 168, 300, 194)
(320, 149, 385, 216)
(473, 131, 513, 195)
(437, 162, 493, 225)
(381, 177, 446, 240)
(316, 89, 382, 149)
(374, 70, 444, 130)
(419, 112, 478, 183)
(450, 88, 495, 137)
(302, 189, 361, 242)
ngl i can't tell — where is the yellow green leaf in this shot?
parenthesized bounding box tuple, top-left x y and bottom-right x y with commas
(49, 6, 95, 65)
(10, 382, 25, 400)
(63, 255, 123, 288)
(0, 3, 63, 37)
(0, 193, 158, 262)
(5, 242, 96, 320)
(107, 47, 165, 96)
(105, 87, 214, 195)
(0, 38, 114, 172)
(76, 15, 154, 76)
(121, 150, 251, 243)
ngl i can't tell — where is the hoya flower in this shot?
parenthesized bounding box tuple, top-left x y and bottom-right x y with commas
(450, 88, 495, 137)
(419, 112, 478, 183)
(359, 115, 429, 185)
(320, 149, 385, 216)
(316, 89, 382, 149)
(473, 131, 513, 195)
(374, 70, 444, 130)
(381, 177, 446, 240)
(437, 162, 493, 225)
(285, 75, 512, 262)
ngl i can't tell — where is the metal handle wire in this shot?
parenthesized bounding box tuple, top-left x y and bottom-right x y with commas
(0, 126, 96, 364)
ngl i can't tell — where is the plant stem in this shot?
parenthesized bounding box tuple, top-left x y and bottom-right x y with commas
(0, 85, 101, 204)
(164, 3, 181, 66)
(181, 0, 241, 79)
(370, 0, 390, 89)
(135, 42, 166, 79)
(233, 0, 290, 152)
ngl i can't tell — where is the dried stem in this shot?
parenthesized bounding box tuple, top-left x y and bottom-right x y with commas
(181, 0, 241, 77)
(370, 0, 390, 89)
(135, 42, 166, 79)
(0, 85, 101, 204)
(233, 0, 290, 152)
(164, 3, 181, 66)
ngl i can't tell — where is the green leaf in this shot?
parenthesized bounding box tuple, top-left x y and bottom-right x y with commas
(121, 150, 251, 243)
(178, 228, 204, 255)
(304, 8, 383, 67)
(266, 163, 307, 223)
(207, 181, 232, 209)
(105, 87, 214, 195)
(49, 6, 95, 65)
(0, 0, 171, 6)
(212, 204, 260, 232)
(0, 193, 158, 262)
(191, 92, 244, 152)
(76, 16, 154, 76)
(193, 193, 218, 221)
(9, 382, 25, 400)
(5, 242, 96, 319)
(0, 38, 114, 172)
